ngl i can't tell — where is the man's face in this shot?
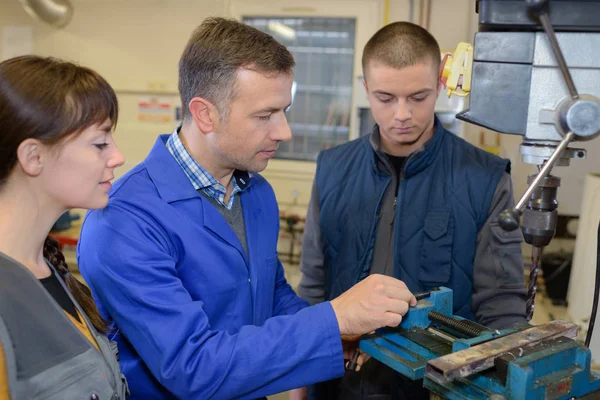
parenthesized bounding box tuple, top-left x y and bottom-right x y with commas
(363, 59, 440, 153)
(212, 69, 293, 173)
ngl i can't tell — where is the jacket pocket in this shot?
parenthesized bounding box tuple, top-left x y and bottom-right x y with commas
(419, 209, 453, 285)
(490, 222, 524, 287)
(31, 353, 117, 400)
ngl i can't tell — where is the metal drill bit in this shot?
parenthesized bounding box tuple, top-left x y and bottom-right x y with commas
(526, 246, 542, 321)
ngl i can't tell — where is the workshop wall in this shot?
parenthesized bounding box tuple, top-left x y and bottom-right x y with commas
(1, 0, 226, 175)
(4, 0, 594, 223)
(0, 0, 481, 217)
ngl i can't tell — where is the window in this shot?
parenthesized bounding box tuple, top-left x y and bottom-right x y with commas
(244, 16, 356, 161)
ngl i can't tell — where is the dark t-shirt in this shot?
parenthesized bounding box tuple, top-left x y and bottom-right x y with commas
(40, 268, 80, 322)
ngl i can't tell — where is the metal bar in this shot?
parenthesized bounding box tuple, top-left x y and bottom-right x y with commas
(414, 291, 432, 301)
(538, 14, 579, 99)
(427, 327, 456, 343)
(425, 320, 578, 385)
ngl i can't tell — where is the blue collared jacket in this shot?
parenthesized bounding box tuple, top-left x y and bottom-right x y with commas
(77, 135, 344, 399)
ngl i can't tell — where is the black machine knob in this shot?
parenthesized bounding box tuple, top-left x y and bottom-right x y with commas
(525, 0, 550, 18)
(498, 208, 521, 232)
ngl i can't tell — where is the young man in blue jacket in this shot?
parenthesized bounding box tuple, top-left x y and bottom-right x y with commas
(298, 22, 528, 399)
(77, 17, 418, 400)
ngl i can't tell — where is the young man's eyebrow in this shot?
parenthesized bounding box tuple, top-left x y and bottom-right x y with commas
(408, 89, 433, 96)
(373, 90, 394, 96)
(254, 104, 292, 114)
(373, 89, 433, 97)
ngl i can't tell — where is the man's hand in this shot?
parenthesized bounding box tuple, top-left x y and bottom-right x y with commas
(341, 334, 371, 371)
(289, 387, 307, 400)
(330, 274, 416, 336)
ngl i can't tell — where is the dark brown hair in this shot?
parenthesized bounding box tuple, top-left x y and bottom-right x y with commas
(362, 21, 441, 79)
(178, 17, 295, 121)
(0, 55, 118, 332)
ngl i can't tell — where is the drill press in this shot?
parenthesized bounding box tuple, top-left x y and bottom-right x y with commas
(461, 0, 600, 321)
(357, 1, 600, 398)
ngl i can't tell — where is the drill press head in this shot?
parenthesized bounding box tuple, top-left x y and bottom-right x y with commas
(461, 0, 600, 245)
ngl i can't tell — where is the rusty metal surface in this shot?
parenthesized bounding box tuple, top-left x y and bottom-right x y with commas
(545, 374, 573, 400)
(425, 320, 578, 385)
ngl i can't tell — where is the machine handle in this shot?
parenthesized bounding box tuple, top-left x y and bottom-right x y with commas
(526, 0, 579, 99)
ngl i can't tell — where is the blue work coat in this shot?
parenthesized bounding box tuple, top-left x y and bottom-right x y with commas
(77, 135, 344, 399)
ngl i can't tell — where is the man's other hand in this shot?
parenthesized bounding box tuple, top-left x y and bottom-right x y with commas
(330, 274, 416, 336)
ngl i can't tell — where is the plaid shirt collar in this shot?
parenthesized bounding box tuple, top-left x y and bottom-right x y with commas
(166, 127, 252, 210)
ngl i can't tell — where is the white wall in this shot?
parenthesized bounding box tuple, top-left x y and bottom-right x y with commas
(0, 0, 497, 218)
(11, 0, 226, 91)
(1, 0, 226, 175)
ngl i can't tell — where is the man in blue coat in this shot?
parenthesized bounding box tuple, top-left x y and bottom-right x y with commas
(77, 18, 417, 400)
(298, 22, 528, 399)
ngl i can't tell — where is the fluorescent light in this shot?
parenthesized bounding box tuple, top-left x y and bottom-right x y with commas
(268, 21, 296, 40)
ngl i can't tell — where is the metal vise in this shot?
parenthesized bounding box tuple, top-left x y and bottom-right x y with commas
(359, 287, 600, 399)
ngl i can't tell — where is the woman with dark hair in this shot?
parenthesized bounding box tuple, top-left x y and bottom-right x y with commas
(0, 55, 128, 399)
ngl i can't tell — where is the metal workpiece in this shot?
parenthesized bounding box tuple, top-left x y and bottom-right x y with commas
(425, 320, 578, 385)
(426, 327, 456, 343)
(424, 331, 600, 399)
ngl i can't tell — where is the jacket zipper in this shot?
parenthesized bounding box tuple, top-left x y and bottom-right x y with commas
(355, 180, 390, 283)
(392, 156, 413, 276)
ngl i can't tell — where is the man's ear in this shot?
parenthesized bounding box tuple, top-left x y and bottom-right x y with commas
(16, 138, 44, 177)
(362, 77, 368, 93)
(188, 97, 221, 134)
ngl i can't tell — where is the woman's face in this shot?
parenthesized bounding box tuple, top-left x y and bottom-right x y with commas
(41, 119, 125, 210)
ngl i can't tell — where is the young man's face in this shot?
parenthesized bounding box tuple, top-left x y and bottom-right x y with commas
(212, 69, 293, 173)
(363, 59, 440, 155)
